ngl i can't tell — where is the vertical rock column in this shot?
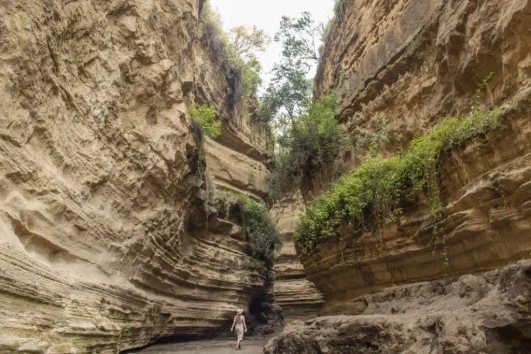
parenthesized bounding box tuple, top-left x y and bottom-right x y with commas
(271, 196, 325, 323)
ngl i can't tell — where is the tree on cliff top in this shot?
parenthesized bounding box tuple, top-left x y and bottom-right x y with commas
(259, 12, 343, 200)
(256, 12, 322, 124)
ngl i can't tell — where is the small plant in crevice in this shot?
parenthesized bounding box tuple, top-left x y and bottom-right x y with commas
(188, 119, 207, 178)
(471, 71, 495, 114)
(321, 0, 349, 43)
(211, 189, 238, 221)
(352, 115, 392, 154)
(294, 108, 505, 256)
(190, 104, 222, 139)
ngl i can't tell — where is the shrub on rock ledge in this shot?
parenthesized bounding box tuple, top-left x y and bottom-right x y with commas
(295, 108, 505, 256)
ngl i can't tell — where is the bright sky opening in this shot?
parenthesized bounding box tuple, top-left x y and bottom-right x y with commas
(209, 0, 336, 89)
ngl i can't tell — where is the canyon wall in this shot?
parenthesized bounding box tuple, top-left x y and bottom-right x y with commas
(271, 197, 324, 323)
(265, 260, 531, 354)
(303, 0, 531, 314)
(0, 0, 271, 353)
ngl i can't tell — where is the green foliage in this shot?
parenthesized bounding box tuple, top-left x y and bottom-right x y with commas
(267, 93, 343, 200)
(190, 105, 222, 139)
(201, 3, 269, 109)
(189, 119, 207, 178)
(239, 196, 283, 267)
(275, 12, 320, 63)
(352, 115, 391, 153)
(295, 108, 505, 255)
(471, 72, 494, 113)
(211, 189, 237, 220)
(257, 12, 321, 124)
(210, 190, 283, 266)
(257, 62, 313, 123)
(333, 0, 349, 17)
(230, 25, 270, 60)
(321, 0, 349, 42)
(259, 12, 341, 200)
(321, 19, 334, 43)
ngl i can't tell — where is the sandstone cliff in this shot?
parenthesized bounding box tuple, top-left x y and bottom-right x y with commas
(271, 196, 324, 323)
(265, 260, 531, 354)
(301, 0, 531, 314)
(0, 0, 271, 352)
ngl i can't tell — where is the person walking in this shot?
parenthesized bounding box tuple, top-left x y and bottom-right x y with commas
(230, 308, 247, 350)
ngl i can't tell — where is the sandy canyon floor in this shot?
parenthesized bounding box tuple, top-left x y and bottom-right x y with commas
(129, 338, 269, 354)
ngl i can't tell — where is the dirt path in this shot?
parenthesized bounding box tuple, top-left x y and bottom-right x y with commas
(130, 338, 269, 354)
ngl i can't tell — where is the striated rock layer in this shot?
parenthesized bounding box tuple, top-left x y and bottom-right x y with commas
(205, 138, 268, 200)
(302, 0, 531, 314)
(0, 0, 271, 353)
(314, 0, 531, 192)
(264, 260, 531, 354)
(271, 197, 324, 323)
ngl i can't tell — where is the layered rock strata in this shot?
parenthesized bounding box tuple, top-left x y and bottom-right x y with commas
(265, 260, 531, 354)
(0, 0, 271, 352)
(314, 0, 531, 191)
(195, 18, 270, 197)
(205, 138, 268, 200)
(303, 0, 531, 314)
(271, 197, 324, 322)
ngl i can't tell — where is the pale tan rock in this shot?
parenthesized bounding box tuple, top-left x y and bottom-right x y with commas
(0, 0, 271, 352)
(265, 261, 531, 354)
(271, 197, 325, 323)
(312, 0, 531, 194)
(303, 0, 531, 315)
(205, 138, 268, 199)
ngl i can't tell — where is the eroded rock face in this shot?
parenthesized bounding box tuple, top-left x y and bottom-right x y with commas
(205, 138, 268, 200)
(0, 0, 271, 352)
(265, 260, 531, 354)
(302, 0, 531, 314)
(271, 197, 324, 323)
(314, 0, 531, 192)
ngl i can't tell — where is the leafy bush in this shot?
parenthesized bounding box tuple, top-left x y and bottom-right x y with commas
(267, 93, 343, 200)
(239, 196, 283, 267)
(210, 190, 283, 266)
(295, 108, 505, 255)
(190, 105, 222, 139)
(352, 115, 391, 154)
(211, 189, 237, 220)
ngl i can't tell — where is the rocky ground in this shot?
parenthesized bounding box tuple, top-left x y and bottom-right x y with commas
(129, 338, 269, 354)
(264, 261, 531, 354)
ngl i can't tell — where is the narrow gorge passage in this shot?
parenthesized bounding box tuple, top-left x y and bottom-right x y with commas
(1, 0, 531, 353)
